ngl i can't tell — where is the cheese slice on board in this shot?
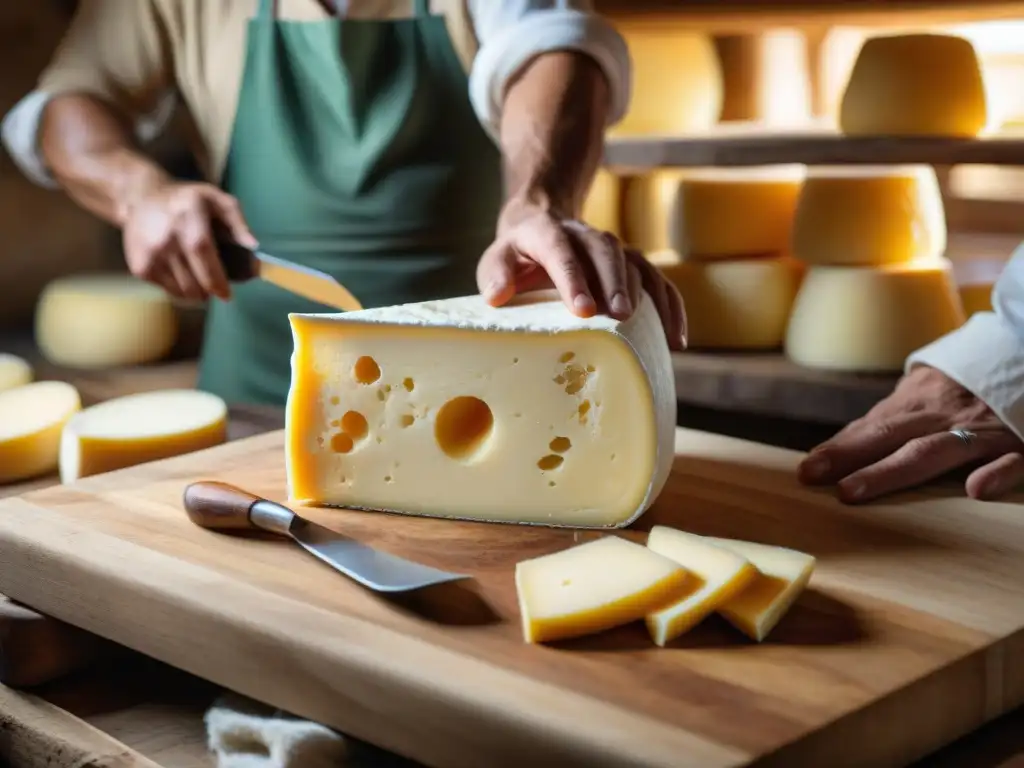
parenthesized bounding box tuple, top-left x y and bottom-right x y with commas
(515, 536, 689, 644)
(840, 33, 988, 137)
(286, 289, 675, 528)
(0, 354, 32, 393)
(702, 537, 816, 642)
(792, 165, 947, 267)
(59, 389, 228, 483)
(0, 381, 81, 484)
(644, 526, 757, 647)
(581, 167, 622, 237)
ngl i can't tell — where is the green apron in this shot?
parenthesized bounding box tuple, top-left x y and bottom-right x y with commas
(197, 0, 503, 405)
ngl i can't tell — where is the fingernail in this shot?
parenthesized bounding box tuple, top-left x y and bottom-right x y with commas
(842, 480, 866, 501)
(611, 292, 631, 316)
(483, 280, 502, 300)
(574, 294, 596, 314)
(802, 455, 830, 481)
(679, 332, 688, 350)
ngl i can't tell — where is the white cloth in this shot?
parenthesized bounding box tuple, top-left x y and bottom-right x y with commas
(0, 0, 630, 189)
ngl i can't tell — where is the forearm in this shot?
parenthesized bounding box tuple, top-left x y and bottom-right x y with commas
(497, 51, 610, 223)
(41, 94, 170, 226)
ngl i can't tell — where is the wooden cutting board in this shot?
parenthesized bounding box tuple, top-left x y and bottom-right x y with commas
(0, 429, 1023, 768)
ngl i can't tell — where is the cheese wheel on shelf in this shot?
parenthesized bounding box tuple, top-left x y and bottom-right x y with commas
(792, 165, 947, 267)
(59, 389, 228, 483)
(35, 273, 179, 369)
(0, 381, 81, 484)
(785, 258, 966, 372)
(839, 33, 988, 137)
(622, 171, 687, 254)
(580, 167, 622, 237)
(0, 353, 32, 393)
(608, 26, 722, 137)
(286, 289, 676, 528)
(648, 250, 804, 350)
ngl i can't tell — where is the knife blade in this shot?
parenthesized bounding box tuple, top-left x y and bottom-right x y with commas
(182, 481, 470, 593)
(215, 233, 363, 312)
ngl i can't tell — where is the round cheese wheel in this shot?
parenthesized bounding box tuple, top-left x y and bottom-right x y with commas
(608, 25, 722, 137)
(622, 171, 687, 254)
(785, 258, 966, 372)
(35, 274, 179, 369)
(839, 33, 988, 137)
(648, 250, 804, 350)
(0, 353, 33, 393)
(581, 168, 622, 237)
(0, 381, 82, 484)
(59, 389, 229, 483)
(792, 165, 947, 267)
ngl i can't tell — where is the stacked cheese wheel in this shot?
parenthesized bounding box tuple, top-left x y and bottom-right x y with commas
(785, 165, 966, 372)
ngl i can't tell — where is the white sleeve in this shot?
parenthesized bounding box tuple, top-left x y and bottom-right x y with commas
(466, 0, 632, 139)
(905, 242, 1024, 440)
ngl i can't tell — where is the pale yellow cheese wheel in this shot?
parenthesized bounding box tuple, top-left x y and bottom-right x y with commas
(622, 171, 687, 254)
(609, 26, 723, 137)
(792, 165, 947, 267)
(648, 250, 804, 350)
(785, 258, 966, 372)
(0, 381, 81, 484)
(581, 168, 622, 237)
(35, 274, 179, 369)
(839, 33, 988, 137)
(0, 354, 33, 393)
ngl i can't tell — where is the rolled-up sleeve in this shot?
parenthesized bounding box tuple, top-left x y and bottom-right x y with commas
(466, 0, 632, 137)
(906, 244, 1024, 440)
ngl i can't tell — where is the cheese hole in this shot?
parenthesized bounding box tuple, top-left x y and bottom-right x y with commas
(513, 357, 519, 364)
(402, 377, 415, 392)
(329, 395, 340, 406)
(561, 579, 572, 586)
(377, 390, 386, 402)
(537, 454, 564, 471)
(330, 433, 354, 454)
(578, 400, 591, 424)
(384, 475, 393, 483)
(399, 414, 415, 428)
(435, 396, 494, 461)
(563, 364, 588, 395)
(549, 436, 571, 453)
(559, 352, 575, 363)
(340, 410, 368, 440)
(353, 356, 381, 384)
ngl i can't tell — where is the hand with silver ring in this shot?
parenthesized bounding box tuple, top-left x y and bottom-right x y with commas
(797, 365, 1024, 503)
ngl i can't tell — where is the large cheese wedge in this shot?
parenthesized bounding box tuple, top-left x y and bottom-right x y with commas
(622, 171, 686, 254)
(785, 259, 966, 372)
(668, 166, 805, 259)
(792, 166, 947, 267)
(35, 273, 178, 369)
(0, 381, 81, 484)
(515, 536, 689, 644)
(286, 289, 675, 528)
(0, 353, 32, 393)
(839, 33, 988, 137)
(608, 26, 722, 137)
(648, 250, 804, 349)
(644, 526, 757, 647)
(581, 167, 622, 237)
(58, 389, 228, 483)
(702, 537, 815, 642)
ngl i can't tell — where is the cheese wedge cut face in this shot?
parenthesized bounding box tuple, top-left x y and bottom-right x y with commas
(286, 289, 676, 528)
(648, 250, 804, 349)
(644, 526, 757, 647)
(0, 381, 81, 484)
(792, 165, 947, 267)
(702, 537, 816, 642)
(0, 353, 32, 393)
(35, 273, 179, 369)
(59, 389, 228, 483)
(515, 536, 689, 644)
(581, 168, 622, 238)
(785, 258, 965, 372)
(840, 33, 987, 137)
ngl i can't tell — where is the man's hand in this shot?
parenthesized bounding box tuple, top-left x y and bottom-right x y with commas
(798, 365, 1024, 503)
(122, 181, 257, 302)
(477, 201, 687, 351)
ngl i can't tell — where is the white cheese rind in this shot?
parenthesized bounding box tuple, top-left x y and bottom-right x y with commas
(285, 289, 676, 528)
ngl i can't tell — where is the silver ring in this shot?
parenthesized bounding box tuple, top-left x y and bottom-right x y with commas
(949, 428, 977, 446)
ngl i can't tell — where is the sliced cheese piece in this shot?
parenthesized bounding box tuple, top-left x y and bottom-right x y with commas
(581, 167, 622, 237)
(0, 381, 81, 484)
(58, 389, 228, 483)
(785, 258, 966, 372)
(608, 26, 722, 137)
(622, 171, 687, 254)
(0, 353, 32, 393)
(35, 273, 179, 369)
(792, 165, 947, 267)
(668, 166, 806, 259)
(286, 288, 676, 528)
(702, 537, 815, 642)
(644, 526, 757, 647)
(840, 33, 988, 137)
(515, 536, 689, 644)
(648, 251, 804, 349)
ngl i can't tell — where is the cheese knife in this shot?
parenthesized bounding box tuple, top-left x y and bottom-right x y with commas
(182, 481, 470, 593)
(215, 233, 363, 312)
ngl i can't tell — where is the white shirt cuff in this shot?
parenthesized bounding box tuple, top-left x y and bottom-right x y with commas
(906, 312, 1024, 441)
(468, 9, 631, 139)
(1, 92, 60, 189)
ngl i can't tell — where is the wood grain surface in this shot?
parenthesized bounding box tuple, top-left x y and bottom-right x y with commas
(0, 429, 1023, 767)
